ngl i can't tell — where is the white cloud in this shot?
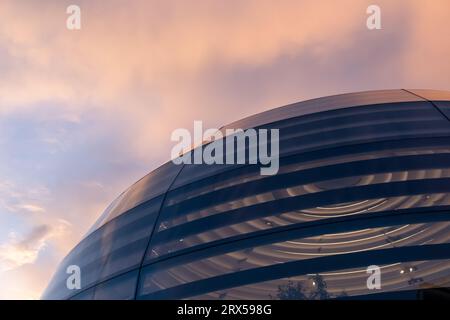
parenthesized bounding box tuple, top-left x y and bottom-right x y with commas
(0, 226, 50, 272)
(0, 222, 69, 273)
(15, 204, 46, 214)
(0, 180, 49, 214)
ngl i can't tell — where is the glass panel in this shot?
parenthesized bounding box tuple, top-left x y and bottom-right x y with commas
(138, 221, 450, 297)
(172, 101, 448, 189)
(150, 186, 450, 259)
(69, 288, 95, 300)
(83, 162, 181, 238)
(93, 270, 139, 300)
(166, 145, 450, 208)
(102, 162, 181, 223)
(220, 90, 424, 132)
(42, 195, 163, 299)
(189, 259, 450, 300)
(84, 189, 130, 236)
(161, 169, 450, 231)
(432, 101, 450, 120)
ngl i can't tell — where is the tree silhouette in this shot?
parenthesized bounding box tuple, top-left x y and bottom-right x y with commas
(274, 275, 347, 300)
(273, 281, 308, 300)
(309, 274, 331, 300)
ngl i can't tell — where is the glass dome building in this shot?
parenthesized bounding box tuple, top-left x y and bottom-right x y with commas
(42, 89, 450, 300)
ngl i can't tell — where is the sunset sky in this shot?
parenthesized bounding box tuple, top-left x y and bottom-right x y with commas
(0, 0, 449, 299)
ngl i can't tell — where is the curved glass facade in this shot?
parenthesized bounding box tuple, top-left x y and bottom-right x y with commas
(42, 89, 450, 300)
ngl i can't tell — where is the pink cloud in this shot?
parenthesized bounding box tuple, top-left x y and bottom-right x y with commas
(0, 0, 449, 299)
